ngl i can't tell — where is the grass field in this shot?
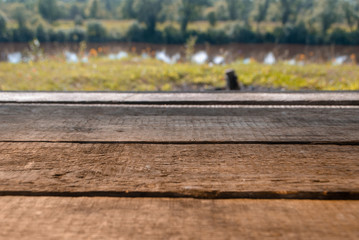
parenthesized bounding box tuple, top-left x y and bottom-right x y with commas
(0, 56, 358, 91)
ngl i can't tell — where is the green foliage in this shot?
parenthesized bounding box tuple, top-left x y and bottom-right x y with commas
(87, 21, 107, 42)
(238, 0, 253, 25)
(278, 0, 291, 25)
(74, 15, 84, 26)
(0, 0, 359, 45)
(70, 4, 82, 20)
(133, 0, 164, 34)
(254, 0, 272, 27)
(317, 0, 339, 34)
(273, 22, 308, 44)
(38, 0, 59, 23)
(163, 25, 184, 44)
(0, 11, 7, 39)
(126, 21, 145, 42)
(121, 0, 135, 19)
(53, 29, 67, 42)
(36, 24, 48, 42)
(68, 27, 86, 42)
(225, 0, 239, 20)
(12, 5, 28, 29)
(342, 0, 359, 31)
(179, 0, 210, 33)
(89, 0, 100, 19)
(231, 24, 259, 43)
(207, 11, 217, 27)
(206, 28, 230, 44)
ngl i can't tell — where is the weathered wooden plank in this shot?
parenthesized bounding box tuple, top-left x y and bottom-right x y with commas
(1, 104, 359, 143)
(1, 197, 358, 240)
(1, 92, 359, 105)
(1, 143, 358, 197)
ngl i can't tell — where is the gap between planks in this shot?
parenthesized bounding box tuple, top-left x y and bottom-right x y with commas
(1, 141, 359, 145)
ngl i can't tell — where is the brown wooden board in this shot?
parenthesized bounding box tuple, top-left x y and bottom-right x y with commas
(1, 92, 359, 105)
(0, 104, 359, 143)
(1, 143, 358, 198)
(1, 197, 358, 240)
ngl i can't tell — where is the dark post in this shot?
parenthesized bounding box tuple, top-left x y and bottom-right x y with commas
(226, 69, 240, 90)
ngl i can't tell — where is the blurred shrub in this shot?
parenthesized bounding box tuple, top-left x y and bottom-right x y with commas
(68, 27, 86, 42)
(231, 24, 259, 43)
(0, 19, 358, 45)
(163, 25, 184, 44)
(74, 15, 84, 26)
(11, 27, 35, 42)
(329, 28, 351, 45)
(0, 12, 7, 35)
(54, 30, 67, 42)
(142, 30, 164, 43)
(207, 12, 217, 27)
(273, 23, 308, 44)
(87, 21, 107, 42)
(205, 28, 230, 44)
(0, 11, 9, 41)
(184, 30, 207, 44)
(126, 22, 145, 42)
(36, 24, 49, 42)
(348, 31, 359, 45)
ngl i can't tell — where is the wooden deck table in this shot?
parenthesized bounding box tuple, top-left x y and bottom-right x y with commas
(0, 92, 358, 239)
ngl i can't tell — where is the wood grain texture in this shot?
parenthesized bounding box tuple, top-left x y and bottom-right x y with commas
(1, 197, 358, 240)
(1, 92, 359, 105)
(1, 104, 359, 143)
(1, 143, 358, 197)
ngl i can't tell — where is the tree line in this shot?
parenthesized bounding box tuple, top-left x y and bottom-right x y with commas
(1, 0, 359, 45)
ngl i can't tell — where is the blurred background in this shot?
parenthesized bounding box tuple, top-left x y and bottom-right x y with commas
(0, 0, 358, 91)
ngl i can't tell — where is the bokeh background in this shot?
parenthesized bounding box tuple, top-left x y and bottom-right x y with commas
(0, 0, 358, 91)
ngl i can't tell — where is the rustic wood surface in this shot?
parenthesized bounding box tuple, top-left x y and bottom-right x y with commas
(1, 143, 358, 198)
(1, 104, 359, 143)
(1, 92, 359, 239)
(1, 197, 358, 240)
(1, 92, 359, 105)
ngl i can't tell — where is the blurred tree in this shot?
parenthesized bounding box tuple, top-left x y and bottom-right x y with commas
(225, 0, 239, 20)
(317, 0, 339, 34)
(36, 24, 48, 42)
(68, 27, 86, 42)
(238, 0, 253, 25)
(11, 5, 35, 42)
(254, 0, 272, 31)
(105, 0, 112, 12)
(90, 0, 100, 19)
(74, 14, 84, 26)
(342, 0, 359, 31)
(133, 0, 165, 35)
(87, 21, 107, 41)
(274, 0, 304, 26)
(179, 0, 210, 33)
(121, 0, 136, 19)
(215, 2, 229, 21)
(207, 11, 217, 27)
(12, 5, 27, 29)
(0, 12, 7, 37)
(0, 0, 357, 44)
(278, 0, 290, 25)
(38, 0, 59, 23)
(70, 4, 81, 19)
